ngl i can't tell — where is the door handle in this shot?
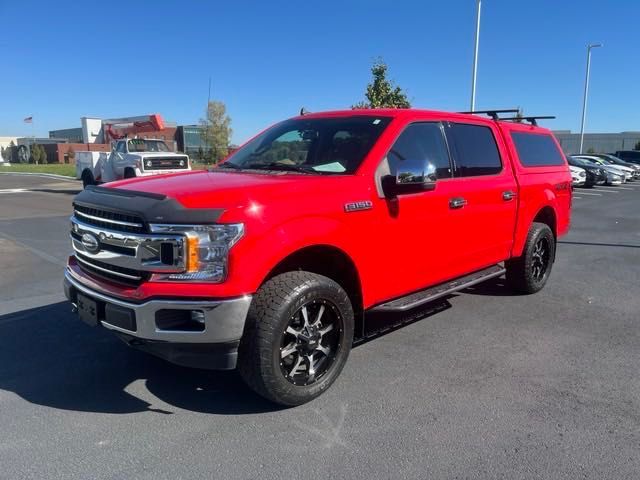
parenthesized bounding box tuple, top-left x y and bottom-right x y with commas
(502, 190, 516, 201)
(449, 197, 467, 209)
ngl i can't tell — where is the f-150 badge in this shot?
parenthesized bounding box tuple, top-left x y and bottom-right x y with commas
(344, 201, 373, 212)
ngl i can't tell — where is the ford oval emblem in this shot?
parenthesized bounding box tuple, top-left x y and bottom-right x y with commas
(81, 232, 100, 254)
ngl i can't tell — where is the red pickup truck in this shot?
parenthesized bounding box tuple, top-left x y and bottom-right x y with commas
(64, 108, 572, 405)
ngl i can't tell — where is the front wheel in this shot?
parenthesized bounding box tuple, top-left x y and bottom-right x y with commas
(505, 222, 555, 294)
(238, 271, 354, 406)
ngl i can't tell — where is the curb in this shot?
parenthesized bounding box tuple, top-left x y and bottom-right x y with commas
(0, 171, 78, 182)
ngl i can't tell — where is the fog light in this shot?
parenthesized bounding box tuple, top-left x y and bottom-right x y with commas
(191, 310, 205, 324)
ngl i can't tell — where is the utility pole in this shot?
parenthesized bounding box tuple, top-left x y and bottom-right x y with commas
(579, 43, 602, 153)
(470, 0, 482, 111)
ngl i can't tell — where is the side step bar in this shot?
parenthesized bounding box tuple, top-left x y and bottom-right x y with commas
(370, 265, 506, 313)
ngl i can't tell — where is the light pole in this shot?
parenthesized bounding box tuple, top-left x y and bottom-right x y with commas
(579, 43, 602, 153)
(470, 0, 482, 111)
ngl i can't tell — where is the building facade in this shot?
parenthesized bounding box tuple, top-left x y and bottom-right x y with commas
(49, 127, 84, 143)
(553, 131, 640, 154)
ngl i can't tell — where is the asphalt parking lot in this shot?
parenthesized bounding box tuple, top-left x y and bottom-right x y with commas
(1, 173, 639, 479)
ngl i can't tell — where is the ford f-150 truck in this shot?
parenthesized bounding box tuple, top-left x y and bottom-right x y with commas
(64, 108, 572, 405)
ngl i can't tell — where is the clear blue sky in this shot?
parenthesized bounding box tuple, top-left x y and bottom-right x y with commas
(1, 0, 638, 143)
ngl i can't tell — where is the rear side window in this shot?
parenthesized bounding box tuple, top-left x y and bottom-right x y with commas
(447, 123, 502, 177)
(387, 123, 452, 180)
(511, 132, 565, 167)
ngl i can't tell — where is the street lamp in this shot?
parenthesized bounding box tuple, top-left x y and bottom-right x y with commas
(579, 43, 602, 153)
(470, 0, 482, 111)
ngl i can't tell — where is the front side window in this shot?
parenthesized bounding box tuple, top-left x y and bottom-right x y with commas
(386, 122, 452, 180)
(222, 116, 392, 174)
(116, 141, 126, 153)
(511, 132, 566, 167)
(447, 123, 502, 177)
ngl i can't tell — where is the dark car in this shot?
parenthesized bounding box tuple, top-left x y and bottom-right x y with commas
(595, 154, 640, 179)
(567, 156, 607, 187)
(614, 150, 640, 166)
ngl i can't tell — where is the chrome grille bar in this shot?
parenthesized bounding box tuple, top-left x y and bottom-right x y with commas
(75, 254, 142, 281)
(74, 209, 144, 228)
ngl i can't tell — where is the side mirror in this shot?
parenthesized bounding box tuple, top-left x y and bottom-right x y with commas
(382, 160, 436, 197)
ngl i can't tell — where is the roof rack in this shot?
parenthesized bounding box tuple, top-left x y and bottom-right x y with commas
(459, 109, 555, 126)
(458, 109, 520, 121)
(498, 116, 556, 126)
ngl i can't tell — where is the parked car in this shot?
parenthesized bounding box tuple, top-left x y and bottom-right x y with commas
(569, 165, 586, 187)
(566, 156, 607, 186)
(575, 155, 634, 182)
(64, 108, 572, 405)
(594, 154, 640, 179)
(76, 138, 191, 189)
(570, 155, 627, 184)
(614, 150, 640, 166)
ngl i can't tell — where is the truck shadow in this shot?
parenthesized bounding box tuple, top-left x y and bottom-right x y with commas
(1, 298, 460, 415)
(459, 276, 525, 297)
(0, 302, 278, 415)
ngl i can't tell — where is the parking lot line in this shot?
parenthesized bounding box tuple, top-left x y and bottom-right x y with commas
(590, 189, 620, 193)
(574, 192, 602, 196)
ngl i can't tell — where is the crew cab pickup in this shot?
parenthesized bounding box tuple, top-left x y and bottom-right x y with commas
(76, 138, 190, 188)
(64, 109, 572, 405)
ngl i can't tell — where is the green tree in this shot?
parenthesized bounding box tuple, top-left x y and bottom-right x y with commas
(66, 146, 75, 164)
(353, 59, 411, 109)
(634, 141, 640, 151)
(200, 100, 233, 164)
(40, 145, 48, 164)
(30, 144, 43, 164)
(586, 147, 596, 154)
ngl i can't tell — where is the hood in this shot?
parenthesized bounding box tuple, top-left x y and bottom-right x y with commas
(133, 152, 189, 158)
(107, 169, 363, 218)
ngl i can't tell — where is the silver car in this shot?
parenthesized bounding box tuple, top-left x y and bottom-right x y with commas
(571, 155, 631, 184)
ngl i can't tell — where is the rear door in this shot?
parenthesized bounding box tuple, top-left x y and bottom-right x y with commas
(443, 121, 518, 272)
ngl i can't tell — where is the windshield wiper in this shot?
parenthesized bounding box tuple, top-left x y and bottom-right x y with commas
(216, 162, 243, 169)
(246, 162, 317, 174)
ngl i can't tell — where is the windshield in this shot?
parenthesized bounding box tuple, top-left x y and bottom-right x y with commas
(127, 139, 170, 152)
(220, 116, 392, 174)
(570, 157, 594, 168)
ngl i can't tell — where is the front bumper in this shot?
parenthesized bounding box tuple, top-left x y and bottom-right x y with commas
(64, 269, 252, 369)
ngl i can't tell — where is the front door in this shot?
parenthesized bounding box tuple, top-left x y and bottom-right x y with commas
(369, 122, 468, 304)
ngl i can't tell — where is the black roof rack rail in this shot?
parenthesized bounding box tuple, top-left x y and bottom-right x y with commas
(458, 109, 520, 121)
(499, 116, 556, 126)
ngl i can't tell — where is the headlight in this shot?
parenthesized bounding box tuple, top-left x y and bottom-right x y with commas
(150, 223, 244, 282)
(145, 159, 153, 168)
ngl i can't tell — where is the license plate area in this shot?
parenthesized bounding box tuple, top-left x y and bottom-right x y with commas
(77, 293, 99, 327)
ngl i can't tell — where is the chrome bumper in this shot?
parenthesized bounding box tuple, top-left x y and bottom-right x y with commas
(64, 269, 252, 344)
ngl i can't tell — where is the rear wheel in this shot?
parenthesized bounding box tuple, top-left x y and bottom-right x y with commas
(238, 271, 354, 406)
(505, 222, 555, 294)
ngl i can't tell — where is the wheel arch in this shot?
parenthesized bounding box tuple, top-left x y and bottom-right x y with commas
(512, 204, 558, 258)
(264, 244, 364, 323)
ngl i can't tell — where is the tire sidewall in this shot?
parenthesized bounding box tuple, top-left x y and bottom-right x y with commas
(262, 276, 354, 405)
(526, 224, 555, 292)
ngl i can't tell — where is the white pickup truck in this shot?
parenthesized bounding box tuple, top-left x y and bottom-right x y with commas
(76, 138, 191, 188)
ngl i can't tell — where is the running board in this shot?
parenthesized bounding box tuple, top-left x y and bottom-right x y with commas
(370, 265, 506, 313)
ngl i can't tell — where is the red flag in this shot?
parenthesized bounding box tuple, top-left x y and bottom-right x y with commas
(24, 116, 33, 123)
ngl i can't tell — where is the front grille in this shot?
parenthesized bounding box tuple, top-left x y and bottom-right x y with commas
(73, 204, 145, 234)
(144, 156, 188, 170)
(75, 252, 149, 287)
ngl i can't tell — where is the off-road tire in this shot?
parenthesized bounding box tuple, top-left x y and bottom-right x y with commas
(505, 222, 555, 294)
(238, 271, 354, 406)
